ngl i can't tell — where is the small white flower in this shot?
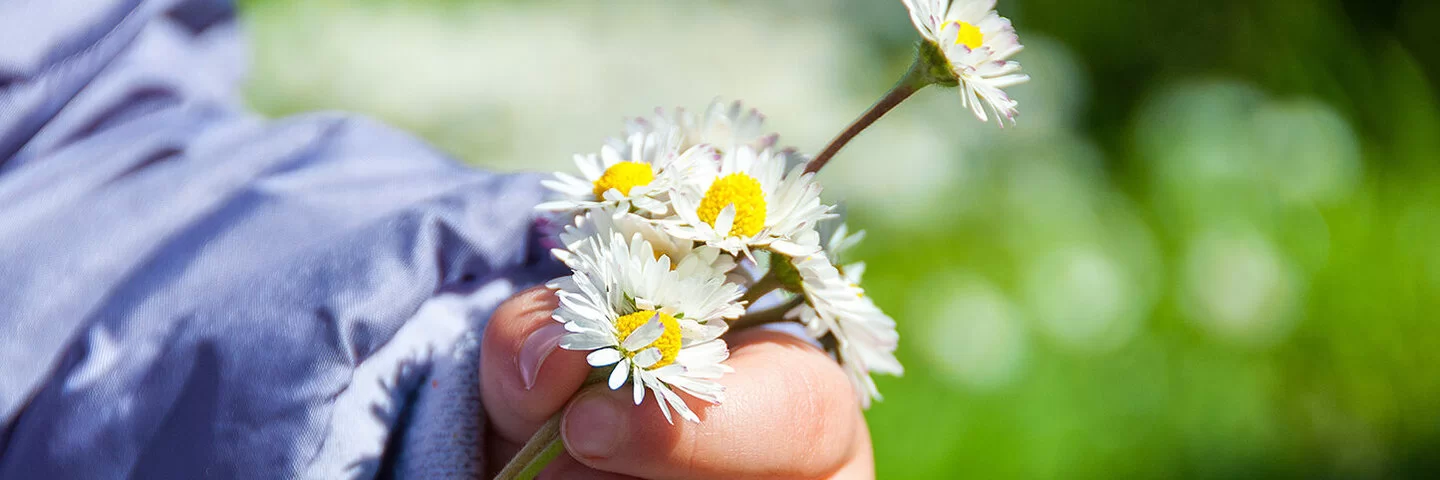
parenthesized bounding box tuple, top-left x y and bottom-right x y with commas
(665, 146, 833, 260)
(902, 0, 1029, 125)
(549, 231, 744, 423)
(817, 220, 867, 280)
(783, 221, 902, 408)
(557, 209, 737, 280)
(627, 99, 778, 154)
(537, 128, 710, 214)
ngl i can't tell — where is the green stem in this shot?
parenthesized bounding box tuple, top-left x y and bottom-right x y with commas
(805, 55, 933, 174)
(494, 414, 563, 480)
(730, 296, 805, 331)
(518, 439, 564, 479)
(494, 370, 611, 479)
(740, 272, 781, 306)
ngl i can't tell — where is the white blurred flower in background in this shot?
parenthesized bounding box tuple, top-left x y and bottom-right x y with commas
(245, 0, 857, 173)
(1136, 80, 1363, 222)
(1250, 99, 1362, 206)
(1021, 245, 1146, 353)
(246, 1, 1093, 231)
(994, 132, 1163, 354)
(912, 274, 1028, 391)
(1180, 227, 1304, 347)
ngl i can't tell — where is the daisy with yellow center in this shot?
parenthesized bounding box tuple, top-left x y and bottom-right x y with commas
(537, 127, 712, 214)
(947, 20, 984, 49)
(779, 220, 902, 408)
(902, 0, 1029, 125)
(665, 145, 833, 261)
(590, 161, 655, 200)
(549, 231, 744, 423)
(800, 0, 1031, 174)
(696, 173, 768, 237)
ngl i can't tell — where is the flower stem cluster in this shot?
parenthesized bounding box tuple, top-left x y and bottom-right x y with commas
(501, 1, 1031, 477)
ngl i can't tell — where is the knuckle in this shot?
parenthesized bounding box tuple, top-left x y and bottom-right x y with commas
(494, 287, 552, 322)
(485, 288, 556, 345)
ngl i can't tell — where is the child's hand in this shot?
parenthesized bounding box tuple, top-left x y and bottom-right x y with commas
(480, 287, 874, 479)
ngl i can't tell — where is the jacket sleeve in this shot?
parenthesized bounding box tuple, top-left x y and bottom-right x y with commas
(0, 1, 564, 477)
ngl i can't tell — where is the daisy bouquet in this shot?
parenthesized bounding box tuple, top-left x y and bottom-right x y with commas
(498, 1, 1028, 477)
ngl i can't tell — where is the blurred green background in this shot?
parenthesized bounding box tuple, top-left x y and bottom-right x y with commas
(237, 0, 1440, 477)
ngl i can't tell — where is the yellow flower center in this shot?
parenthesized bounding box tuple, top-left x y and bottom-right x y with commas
(615, 310, 683, 369)
(696, 173, 767, 237)
(592, 161, 655, 201)
(947, 21, 984, 50)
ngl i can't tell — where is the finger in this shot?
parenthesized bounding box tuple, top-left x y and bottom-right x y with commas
(480, 286, 592, 443)
(828, 411, 875, 479)
(485, 434, 640, 480)
(483, 423, 643, 479)
(561, 328, 862, 479)
(483, 427, 521, 477)
(538, 454, 643, 480)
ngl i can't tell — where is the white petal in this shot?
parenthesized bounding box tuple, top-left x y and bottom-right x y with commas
(681, 319, 728, 341)
(622, 313, 665, 350)
(651, 385, 674, 424)
(608, 358, 632, 390)
(642, 376, 676, 424)
(675, 339, 730, 367)
(633, 374, 646, 405)
(649, 364, 686, 379)
(663, 376, 725, 404)
(633, 196, 668, 215)
(770, 239, 822, 257)
(658, 385, 699, 423)
(633, 347, 663, 369)
(586, 348, 622, 367)
(712, 204, 736, 239)
(563, 331, 617, 351)
(576, 153, 603, 179)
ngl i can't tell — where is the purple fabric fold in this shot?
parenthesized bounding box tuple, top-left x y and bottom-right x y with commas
(0, 0, 561, 477)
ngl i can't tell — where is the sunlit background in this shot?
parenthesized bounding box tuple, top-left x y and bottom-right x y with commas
(237, 0, 1440, 477)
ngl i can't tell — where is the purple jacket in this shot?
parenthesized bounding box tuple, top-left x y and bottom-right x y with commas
(0, 0, 562, 477)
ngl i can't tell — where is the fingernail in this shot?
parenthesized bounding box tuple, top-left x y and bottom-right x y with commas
(564, 392, 626, 459)
(519, 323, 567, 390)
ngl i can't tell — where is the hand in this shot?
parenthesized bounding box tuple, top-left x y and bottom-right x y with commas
(480, 287, 875, 479)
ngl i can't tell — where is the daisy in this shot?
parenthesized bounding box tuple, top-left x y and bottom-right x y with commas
(537, 127, 711, 214)
(782, 221, 902, 408)
(665, 145, 833, 260)
(818, 219, 867, 279)
(902, 0, 1029, 125)
(548, 231, 745, 423)
(557, 209, 737, 280)
(627, 98, 778, 154)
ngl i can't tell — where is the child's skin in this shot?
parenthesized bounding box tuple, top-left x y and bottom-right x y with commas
(481, 287, 875, 479)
